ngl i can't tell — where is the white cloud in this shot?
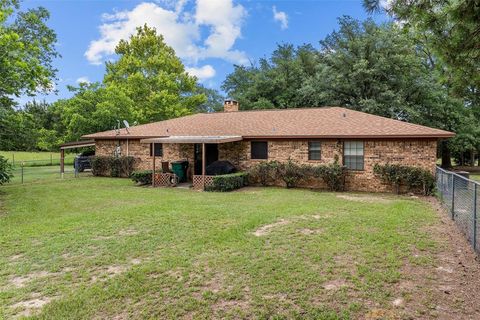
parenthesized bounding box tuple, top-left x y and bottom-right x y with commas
(185, 65, 216, 80)
(76, 76, 91, 84)
(85, 1, 248, 66)
(272, 6, 288, 30)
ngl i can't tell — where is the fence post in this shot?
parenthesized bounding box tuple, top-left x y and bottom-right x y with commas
(451, 174, 455, 220)
(21, 162, 24, 184)
(474, 183, 478, 251)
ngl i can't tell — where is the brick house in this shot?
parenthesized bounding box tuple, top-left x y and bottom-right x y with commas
(81, 100, 454, 191)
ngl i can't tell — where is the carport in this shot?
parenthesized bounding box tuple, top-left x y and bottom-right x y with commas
(59, 140, 95, 177)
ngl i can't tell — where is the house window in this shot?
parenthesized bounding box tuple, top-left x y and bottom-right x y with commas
(308, 142, 321, 160)
(251, 141, 268, 159)
(344, 141, 364, 170)
(150, 143, 163, 157)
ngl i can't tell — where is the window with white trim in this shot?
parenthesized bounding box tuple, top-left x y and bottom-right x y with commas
(343, 141, 364, 170)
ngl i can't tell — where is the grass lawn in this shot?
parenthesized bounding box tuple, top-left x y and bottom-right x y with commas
(0, 151, 75, 167)
(0, 177, 477, 319)
(471, 174, 480, 182)
(9, 165, 84, 185)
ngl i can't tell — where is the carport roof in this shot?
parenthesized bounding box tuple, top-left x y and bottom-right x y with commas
(60, 140, 95, 150)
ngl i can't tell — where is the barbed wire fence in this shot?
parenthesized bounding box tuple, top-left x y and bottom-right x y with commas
(436, 166, 479, 253)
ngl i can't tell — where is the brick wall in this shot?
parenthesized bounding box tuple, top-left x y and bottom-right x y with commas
(95, 139, 195, 178)
(95, 138, 437, 192)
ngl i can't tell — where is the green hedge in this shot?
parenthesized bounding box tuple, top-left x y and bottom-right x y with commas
(91, 156, 136, 178)
(131, 170, 161, 185)
(206, 172, 249, 192)
(248, 160, 346, 191)
(373, 163, 435, 195)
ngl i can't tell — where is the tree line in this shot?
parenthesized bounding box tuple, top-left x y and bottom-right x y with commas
(1, 0, 479, 168)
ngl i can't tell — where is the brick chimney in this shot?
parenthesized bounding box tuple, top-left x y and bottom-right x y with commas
(224, 99, 239, 112)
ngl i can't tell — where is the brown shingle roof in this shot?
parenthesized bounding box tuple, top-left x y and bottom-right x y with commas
(82, 106, 454, 139)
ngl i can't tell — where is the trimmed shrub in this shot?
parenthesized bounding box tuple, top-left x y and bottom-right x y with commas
(312, 162, 347, 191)
(373, 163, 435, 195)
(131, 170, 161, 185)
(248, 161, 278, 186)
(248, 160, 347, 191)
(206, 172, 249, 192)
(275, 160, 308, 188)
(91, 156, 136, 178)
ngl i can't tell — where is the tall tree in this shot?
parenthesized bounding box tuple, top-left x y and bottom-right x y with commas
(363, 0, 480, 167)
(302, 17, 459, 129)
(363, 0, 480, 89)
(0, 0, 58, 108)
(103, 25, 206, 123)
(50, 83, 136, 144)
(222, 44, 318, 109)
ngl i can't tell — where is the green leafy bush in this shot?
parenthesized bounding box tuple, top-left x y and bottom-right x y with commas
(275, 160, 309, 188)
(131, 170, 161, 185)
(312, 162, 347, 191)
(248, 161, 278, 185)
(248, 160, 347, 191)
(91, 156, 136, 178)
(373, 163, 435, 195)
(0, 155, 13, 185)
(206, 172, 249, 192)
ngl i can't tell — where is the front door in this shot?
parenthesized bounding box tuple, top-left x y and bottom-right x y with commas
(194, 144, 218, 175)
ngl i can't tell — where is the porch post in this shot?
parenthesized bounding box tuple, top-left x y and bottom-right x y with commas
(152, 143, 156, 187)
(202, 143, 206, 190)
(60, 148, 65, 179)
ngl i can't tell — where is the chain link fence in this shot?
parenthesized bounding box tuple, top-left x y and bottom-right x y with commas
(436, 166, 479, 253)
(11, 158, 92, 185)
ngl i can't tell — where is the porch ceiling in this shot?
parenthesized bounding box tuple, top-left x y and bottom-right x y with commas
(140, 136, 243, 144)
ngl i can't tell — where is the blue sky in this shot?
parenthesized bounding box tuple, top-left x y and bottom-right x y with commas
(21, 0, 388, 104)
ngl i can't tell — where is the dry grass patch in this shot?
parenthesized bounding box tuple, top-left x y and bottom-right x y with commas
(253, 219, 290, 237)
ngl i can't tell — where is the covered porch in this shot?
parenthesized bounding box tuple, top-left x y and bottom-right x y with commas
(140, 136, 243, 190)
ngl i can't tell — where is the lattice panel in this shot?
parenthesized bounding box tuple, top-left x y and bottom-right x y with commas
(154, 173, 177, 187)
(193, 175, 214, 190)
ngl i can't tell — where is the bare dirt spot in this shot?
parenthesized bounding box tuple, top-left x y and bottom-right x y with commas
(11, 295, 54, 318)
(118, 228, 138, 236)
(9, 254, 24, 261)
(253, 219, 290, 237)
(299, 228, 323, 235)
(10, 271, 55, 288)
(336, 194, 393, 204)
(392, 298, 404, 307)
(90, 258, 143, 283)
(323, 279, 348, 291)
